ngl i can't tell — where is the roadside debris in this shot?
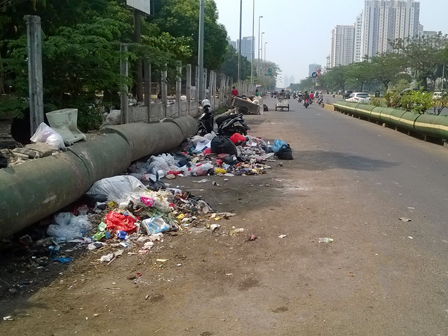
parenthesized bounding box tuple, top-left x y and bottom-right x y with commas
(399, 217, 412, 222)
(278, 234, 287, 239)
(318, 238, 334, 243)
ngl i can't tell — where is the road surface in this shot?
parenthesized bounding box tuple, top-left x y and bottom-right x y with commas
(1, 97, 448, 335)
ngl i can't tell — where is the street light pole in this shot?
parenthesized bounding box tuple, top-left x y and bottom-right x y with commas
(263, 42, 267, 87)
(251, 0, 255, 89)
(198, 0, 205, 100)
(257, 16, 263, 82)
(238, 0, 242, 87)
(260, 31, 264, 79)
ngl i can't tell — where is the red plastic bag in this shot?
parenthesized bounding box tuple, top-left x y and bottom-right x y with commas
(230, 133, 246, 145)
(203, 148, 211, 155)
(105, 211, 137, 232)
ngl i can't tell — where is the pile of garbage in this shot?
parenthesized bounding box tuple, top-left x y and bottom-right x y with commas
(42, 176, 233, 261)
(126, 132, 292, 188)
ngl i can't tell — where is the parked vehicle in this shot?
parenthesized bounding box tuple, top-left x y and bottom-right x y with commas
(197, 99, 214, 135)
(216, 112, 250, 136)
(345, 92, 370, 103)
(433, 92, 443, 100)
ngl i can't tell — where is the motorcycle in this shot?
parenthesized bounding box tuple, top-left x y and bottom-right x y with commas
(216, 112, 250, 136)
(298, 95, 303, 103)
(197, 99, 214, 135)
(303, 99, 309, 108)
(317, 96, 324, 107)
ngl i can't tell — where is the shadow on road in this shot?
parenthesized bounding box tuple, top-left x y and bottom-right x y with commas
(294, 150, 398, 171)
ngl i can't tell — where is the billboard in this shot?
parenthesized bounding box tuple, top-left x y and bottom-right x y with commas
(126, 0, 151, 15)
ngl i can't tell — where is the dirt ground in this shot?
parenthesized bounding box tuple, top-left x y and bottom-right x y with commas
(0, 108, 445, 335)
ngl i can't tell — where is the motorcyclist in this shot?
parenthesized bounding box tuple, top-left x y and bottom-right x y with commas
(309, 91, 315, 100)
(303, 91, 310, 101)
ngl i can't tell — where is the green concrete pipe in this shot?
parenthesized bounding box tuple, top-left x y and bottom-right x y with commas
(0, 116, 198, 239)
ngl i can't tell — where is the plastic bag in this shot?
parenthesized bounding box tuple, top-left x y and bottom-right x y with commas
(276, 144, 294, 160)
(211, 136, 238, 155)
(230, 133, 247, 145)
(104, 211, 137, 232)
(194, 163, 214, 176)
(30, 122, 66, 150)
(272, 139, 288, 153)
(47, 212, 92, 240)
(86, 176, 146, 202)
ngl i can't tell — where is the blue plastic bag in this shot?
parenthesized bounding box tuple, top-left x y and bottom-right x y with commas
(272, 139, 288, 153)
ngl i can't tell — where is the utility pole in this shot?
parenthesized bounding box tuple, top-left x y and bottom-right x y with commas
(134, 10, 143, 101)
(26, 15, 44, 134)
(238, 0, 242, 86)
(257, 16, 263, 81)
(198, 0, 205, 101)
(251, 0, 255, 87)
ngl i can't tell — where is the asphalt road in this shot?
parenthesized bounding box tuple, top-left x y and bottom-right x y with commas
(263, 96, 448, 334)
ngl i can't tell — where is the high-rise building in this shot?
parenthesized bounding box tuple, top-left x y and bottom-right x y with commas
(330, 25, 355, 68)
(284, 75, 290, 88)
(309, 64, 322, 77)
(354, 12, 363, 62)
(290, 76, 295, 85)
(236, 36, 255, 61)
(229, 41, 237, 50)
(363, 0, 420, 57)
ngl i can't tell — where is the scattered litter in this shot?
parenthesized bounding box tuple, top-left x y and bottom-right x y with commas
(230, 228, 245, 235)
(99, 253, 114, 263)
(399, 217, 412, 222)
(318, 238, 333, 243)
(52, 257, 72, 264)
(248, 234, 258, 241)
(408, 236, 413, 239)
(3, 316, 13, 321)
(278, 234, 287, 239)
(156, 259, 168, 263)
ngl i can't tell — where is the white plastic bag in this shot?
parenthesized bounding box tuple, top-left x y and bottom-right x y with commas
(47, 212, 92, 240)
(86, 175, 147, 202)
(30, 122, 66, 150)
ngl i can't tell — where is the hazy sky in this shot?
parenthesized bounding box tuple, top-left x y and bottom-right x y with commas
(213, 0, 448, 83)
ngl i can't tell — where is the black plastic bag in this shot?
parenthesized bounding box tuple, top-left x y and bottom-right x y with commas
(211, 135, 237, 156)
(0, 153, 7, 169)
(276, 144, 293, 160)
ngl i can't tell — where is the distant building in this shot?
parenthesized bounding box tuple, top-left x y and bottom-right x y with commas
(235, 36, 255, 61)
(354, 12, 363, 62)
(309, 64, 322, 77)
(284, 75, 290, 88)
(229, 41, 237, 50)
(330, 25, 355, 68)
(290, 76, 295, 85)
(363, 0, 420, 57)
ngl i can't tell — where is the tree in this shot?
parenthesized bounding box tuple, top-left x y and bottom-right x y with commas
(369, 53, 409, 93)
(345, 61, 373, 92)
(390, 35, 447, 90)
(153, 0, 228, 71)
(220, 45, 251, 81)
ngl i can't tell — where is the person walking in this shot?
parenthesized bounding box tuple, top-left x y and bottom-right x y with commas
(231, 86, 239, 97)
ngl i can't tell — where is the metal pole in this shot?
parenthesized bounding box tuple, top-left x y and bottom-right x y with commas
(198, 0, 205, 100)
(238, 0, 242, 84)
(258, 16, 263, 81)
(120, 43, 129, 124)
(26, 15, 44, 134)
(134, 10, 143, 101)
(176, 61, 182, 117)
(162, 64, 167, 118)
(144, 61, 151, 122)
(186, 64, 192, 115)
(251, 0, 255, 87)
(264, 42, 267, 87)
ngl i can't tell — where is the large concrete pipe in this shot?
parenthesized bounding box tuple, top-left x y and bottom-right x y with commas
(0, 151, 92, 239)
(0, 116, 198, 239)
(103, 116, 198, 162)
